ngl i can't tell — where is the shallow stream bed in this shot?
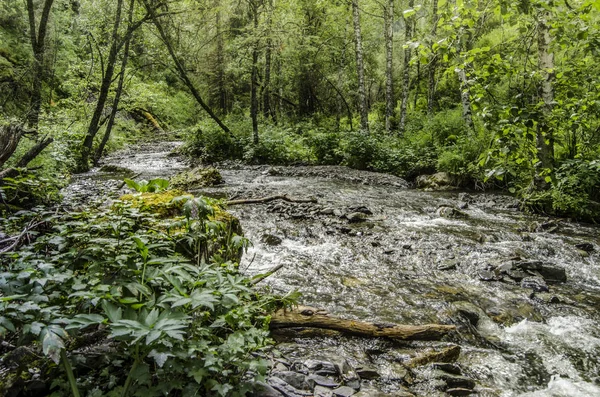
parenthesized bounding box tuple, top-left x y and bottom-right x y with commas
(66, 143, 600, 397)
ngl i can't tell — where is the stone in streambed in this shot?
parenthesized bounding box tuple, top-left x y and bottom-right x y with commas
(170, 166, 223, 190)
(262, 234, 283, 246)
(513, 260, 567, 283)
(332, 386, 357, 397)
(305, 359, 337, 375)
(272, 371, 314, 390)
(307, 374, 339, 388)
(314, 386, 334, 397)
(268, 376, 313, 397)
(355, 366, 380, 380)
(431, 370, 476, 390)
(250, 381, 285, 397)
(521, 276, 549, 292)
(446, 388, 476, 396)
(451, 301, 482, 326)
(346, 212, 368, 223)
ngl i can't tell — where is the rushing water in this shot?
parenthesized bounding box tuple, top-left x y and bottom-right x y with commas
(67, 143, 600, 397)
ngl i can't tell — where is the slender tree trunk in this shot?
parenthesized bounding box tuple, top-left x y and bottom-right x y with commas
(536, 9, 554, 174)
(215, 2, 228, 114)
(94, 0, 135, 166)
(79, 0, 124, 172)
(142, 0, 230, 137)
(457, 68, 474, 131)
(262, 0, 274, 122)
(399, 0, 414, 133)
(336, 22, 351, 131)
(352, 0, 369, 133)
(26, 0, 55, 129)
(427, 0, 438, 115)
(384, 0, 394, 133)
(250, 1, 260, 144)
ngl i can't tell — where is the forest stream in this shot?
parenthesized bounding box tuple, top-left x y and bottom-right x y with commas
(64, 142, 600, 397)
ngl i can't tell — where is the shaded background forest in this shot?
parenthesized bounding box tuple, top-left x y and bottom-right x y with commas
(1, 0, 600, 219)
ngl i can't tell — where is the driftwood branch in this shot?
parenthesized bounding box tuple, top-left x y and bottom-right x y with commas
(0, 136, 53, 181)
(270, 305, 455, 341)
(226, 195, 317, 206)
(250, 264, 284, 285)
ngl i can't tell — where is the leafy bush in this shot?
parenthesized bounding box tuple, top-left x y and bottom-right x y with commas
(306, 130, 343, 165)
(0, 196, 293, 396)
(182, 122, 244, 163)
(339, 131, 380, 170)
(549, 159, 600, 219)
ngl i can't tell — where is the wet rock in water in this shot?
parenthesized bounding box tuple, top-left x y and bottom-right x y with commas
(99, 164, 134, 174)
(438, 261, 457, 271)
(575, 242, 595, 252)
(457, 201, 469, 210)
(332, 386, 357, 397)
(272, 371, 314, 390)
(269, 376, 313, 397)
(431, 370, 476, 390)
(532, 292, 562, 304)
(262, 234, 283, 246)
(314, 385, 334, 397)
(170, 166, 224, 190)
(514, 260, 567, 283)
(446, 388, 476, 396)
(307, 374, 340, 388)
(305, 359, 337, 376)
(347, 205, 373, 215)
(407, 345, 461, 367)
(355, 366, 380, 380)
(274, 362, 289, 372)
(478, 269, 497, 281)
(346, 212, 368, 223)
(451, 301, 481, 326)
(354, 388, 415, 397)
(431, 363, 462, 375)
(436, 206, 468, 219)
(320, 207, 335, 215)
(344, 379, 361, 391)
(521, 276, 549, 292)
(416, 172, 458, 191)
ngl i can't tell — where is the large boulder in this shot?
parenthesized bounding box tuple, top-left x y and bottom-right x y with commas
(170, 167, 224, 190)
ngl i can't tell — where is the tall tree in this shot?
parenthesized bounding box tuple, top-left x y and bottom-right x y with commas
(79, 0, 125, 171)
(94, 0, 136, 165)
(352, 0, 369, 132)
(427, 0, 438, 115)
(262, 0, 275, 122)
(536, 5, 555, 175)
(384, 0, 394, 133)
(399, 0, 414, 133)
(249, 0, 261, 144)
(26, 0, 55, 128)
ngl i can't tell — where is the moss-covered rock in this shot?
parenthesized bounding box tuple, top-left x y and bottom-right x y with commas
(170, 167, 224, 190)
(120, 189, 191, 217)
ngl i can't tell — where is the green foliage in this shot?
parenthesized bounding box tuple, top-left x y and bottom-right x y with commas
(0, 198, 293, 396)
(0, 172, 61, 208)
(182, 122, 244, 163)
(124, 178, 170, 193)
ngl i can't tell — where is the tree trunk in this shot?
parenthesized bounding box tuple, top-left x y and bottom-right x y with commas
(352, 0, 369, 133)
(270, 305, 455, 341)
(536, 9, 554, 174)
(94, 0, 135, 166)
(26, 0, 55, 129)
(142, 0, 231, 137)
(384, 0, 394, 133)
(399, 0, 414, 133)
(427, 0, 438, 115)
(79, 0, 124, 172)
(262, 0, 275, 122)
(0, 124, 26, 168)
(457, 68, 474, 131)
(215, 1, 228, 114)
(250, 1, 260, 145)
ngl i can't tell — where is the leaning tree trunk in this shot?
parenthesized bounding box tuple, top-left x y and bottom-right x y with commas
(79, 0, 124, 172)
(94, 0, 135, 166)
(143, 0, 231, 137)
(399, 0, 414, 133)
(352, 0, 369, 133)
(427, 0, 438, 115)
(536, 8, 554, 175)
(0, 124, 53, 181)
(384, 0, 394, 133)
(26, 0, 55, 129)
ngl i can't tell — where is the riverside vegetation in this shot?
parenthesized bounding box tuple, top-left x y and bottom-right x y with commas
(1, 0, 600, 396)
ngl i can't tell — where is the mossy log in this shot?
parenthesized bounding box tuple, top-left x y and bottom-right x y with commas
(270, 305, 455, 341)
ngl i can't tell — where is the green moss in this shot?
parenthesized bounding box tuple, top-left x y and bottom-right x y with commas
(170, 167, 224, 191)
(119, 189, 190, 217)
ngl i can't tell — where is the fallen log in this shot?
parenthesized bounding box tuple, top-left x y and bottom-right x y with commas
(226, 195, 317, 206)
(269, 305, 455, 341)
